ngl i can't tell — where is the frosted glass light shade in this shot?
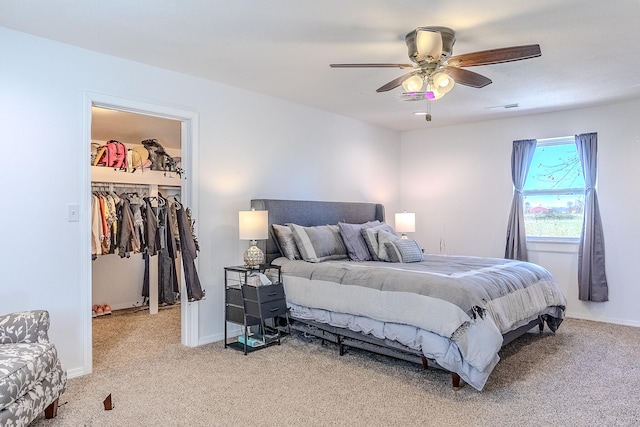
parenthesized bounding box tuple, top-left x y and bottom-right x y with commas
(432, 71, 455, 94)
(415, 29, 443, 62)
(395, 212, 416, 235)
(239, 209, 268, 240)
(402, 75, 424, 92)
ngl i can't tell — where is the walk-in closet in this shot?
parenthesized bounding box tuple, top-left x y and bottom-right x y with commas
(90, 107, 184, 330)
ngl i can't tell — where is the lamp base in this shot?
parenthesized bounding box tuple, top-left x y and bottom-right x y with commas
(244, 244, 265, 267)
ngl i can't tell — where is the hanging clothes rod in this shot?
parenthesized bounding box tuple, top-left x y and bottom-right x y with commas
(91, 182, 151, 195)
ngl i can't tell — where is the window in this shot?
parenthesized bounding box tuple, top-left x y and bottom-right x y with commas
(523, 137, 585, 239)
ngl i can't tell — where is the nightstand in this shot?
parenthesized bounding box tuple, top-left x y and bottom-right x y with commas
(224, 265, 288, 354)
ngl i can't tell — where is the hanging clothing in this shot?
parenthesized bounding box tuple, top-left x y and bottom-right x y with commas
(159, 196, 179, 304)
(91, 194, 102, 259)
(91, 184, 203, 305)
(176, 202, 204, 301)
(117, 195, 140, 258)
(105, 193, 119, 253)
(143, 195, 179, 305)
(98, 195, 110, 254)
(143, 196, 159, 257)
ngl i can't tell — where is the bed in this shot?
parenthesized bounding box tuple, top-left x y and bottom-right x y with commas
(251, 199, 567, 391)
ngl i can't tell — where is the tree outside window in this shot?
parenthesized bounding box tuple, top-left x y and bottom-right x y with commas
(523, 137, 585, 239)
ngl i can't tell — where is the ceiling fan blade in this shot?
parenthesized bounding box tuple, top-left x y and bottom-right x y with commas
(330, 63, 414, 69)
(448, 44, 541, 67)
(376, 71, 419, 93)
(442, 66, 492, 88)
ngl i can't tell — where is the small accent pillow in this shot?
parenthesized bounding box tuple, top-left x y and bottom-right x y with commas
(385, 238, 424, 263)
(375, 229, 401, 262)
(289, 223, 348, 263)
(361, 223, 397, 261)
(272, 224, 301, 260)
(338, 220, 380, 261)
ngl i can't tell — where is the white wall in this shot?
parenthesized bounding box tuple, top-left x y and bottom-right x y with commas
(0, 27, 401, 376)
(401, 101, 640, 327)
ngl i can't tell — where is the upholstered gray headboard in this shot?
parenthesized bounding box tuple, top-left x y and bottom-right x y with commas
(251, 199, 385, 263)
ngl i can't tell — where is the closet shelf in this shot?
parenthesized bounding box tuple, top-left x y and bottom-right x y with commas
(91, 166, 181, 187)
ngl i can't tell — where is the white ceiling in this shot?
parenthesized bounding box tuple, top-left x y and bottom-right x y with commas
(3, 1, 640, 132)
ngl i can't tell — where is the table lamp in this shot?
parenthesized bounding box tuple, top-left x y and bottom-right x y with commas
(239, 208, 268, 267)
(395, 211, 415, 239)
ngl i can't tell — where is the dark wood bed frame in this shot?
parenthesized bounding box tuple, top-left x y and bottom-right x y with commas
(251, 198, 544, 390)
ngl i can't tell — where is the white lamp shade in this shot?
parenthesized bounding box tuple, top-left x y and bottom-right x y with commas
(395, 212, 416, 233)
(239, 210, 268, 240)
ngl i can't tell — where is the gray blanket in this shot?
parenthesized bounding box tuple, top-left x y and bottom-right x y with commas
(273, 255, 567, 390)
(275, 254, 565, 331)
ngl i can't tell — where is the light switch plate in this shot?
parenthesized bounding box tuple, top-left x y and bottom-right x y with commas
(68, 204, 80, 222)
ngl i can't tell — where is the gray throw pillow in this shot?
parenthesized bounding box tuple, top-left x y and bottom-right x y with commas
(272, 224, 301, 260)
(289, 223, 348, 263)
(385, 238, 424, 263)
(361, 223, 397, 261)
(375, 229, 401, 262)
(338, 221, 380, 261)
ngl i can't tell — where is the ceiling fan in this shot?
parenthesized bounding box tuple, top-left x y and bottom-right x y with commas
(330, 26, 541, 101)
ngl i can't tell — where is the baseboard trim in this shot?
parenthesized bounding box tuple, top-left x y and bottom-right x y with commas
(565, 313, 640, 328)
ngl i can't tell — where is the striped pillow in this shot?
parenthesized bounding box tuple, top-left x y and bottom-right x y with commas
(289, 224, 348, 263)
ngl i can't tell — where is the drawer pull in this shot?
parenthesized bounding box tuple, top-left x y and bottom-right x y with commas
(267, 292, 278, 296)
(269, 307, 280, 312)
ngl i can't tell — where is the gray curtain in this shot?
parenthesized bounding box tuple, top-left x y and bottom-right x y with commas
(505, 139, 537, 261)
(575, 132, 609, 301)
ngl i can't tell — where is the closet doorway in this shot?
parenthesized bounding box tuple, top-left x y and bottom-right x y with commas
(91, 107, 182, 314)
(83, 93, 200, 375)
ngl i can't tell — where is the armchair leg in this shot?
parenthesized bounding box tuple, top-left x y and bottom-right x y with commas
(44, 398, 59, 419)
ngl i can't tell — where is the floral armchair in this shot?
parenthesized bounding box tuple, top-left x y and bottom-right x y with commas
(0, 310, 67, 427)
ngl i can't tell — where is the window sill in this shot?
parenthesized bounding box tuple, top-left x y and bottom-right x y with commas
(526, 237, 579, 255)
(526, 237, 579, 244)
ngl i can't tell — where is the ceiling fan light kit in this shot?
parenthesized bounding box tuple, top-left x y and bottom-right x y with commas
(432, 71, 454, 94)
(411, 28, 443, 62)
(401, 74, 425, 92)
(330, 25, 541, 111)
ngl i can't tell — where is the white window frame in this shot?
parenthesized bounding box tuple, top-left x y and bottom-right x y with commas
(523, 136, 585, 243)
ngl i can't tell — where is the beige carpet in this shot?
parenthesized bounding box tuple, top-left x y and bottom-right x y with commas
(32, 307, 640, 427)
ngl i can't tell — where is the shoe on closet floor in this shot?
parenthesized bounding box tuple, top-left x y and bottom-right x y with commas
(102, 304, 112, 315)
